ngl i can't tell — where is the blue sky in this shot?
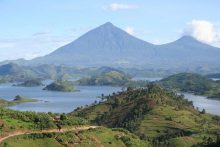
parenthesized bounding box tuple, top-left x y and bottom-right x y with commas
(0, 0, 220, 61)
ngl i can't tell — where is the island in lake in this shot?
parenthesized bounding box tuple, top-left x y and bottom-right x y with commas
(0, 95, 39, 107)
(43, 80, 79, 92)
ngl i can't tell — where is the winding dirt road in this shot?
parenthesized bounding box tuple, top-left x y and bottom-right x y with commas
(0, 125, 98, 144)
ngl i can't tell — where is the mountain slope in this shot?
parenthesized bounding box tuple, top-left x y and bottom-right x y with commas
(30, 22, 155, 66)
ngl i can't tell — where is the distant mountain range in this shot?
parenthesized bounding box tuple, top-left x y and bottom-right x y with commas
(3, 22, 220, 69)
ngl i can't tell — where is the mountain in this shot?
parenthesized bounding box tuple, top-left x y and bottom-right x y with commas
(29, 22, 155, 67)
(12, 22, 220, 69)
(156, 36, 220, 68)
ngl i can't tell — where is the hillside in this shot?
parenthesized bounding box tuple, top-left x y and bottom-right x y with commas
(13, 79, 43, 87)
(0, 63, 37, 83)
(0, 108, 149, 147)
(72, 84, 220, 146)
(76, 70, 131, 86)
(158, 73, 220, 99)
(1, 127, 150, 147)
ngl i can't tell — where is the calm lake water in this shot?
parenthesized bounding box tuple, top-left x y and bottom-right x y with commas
(0, 83, 121, 113)
(183, 93, 220, 116)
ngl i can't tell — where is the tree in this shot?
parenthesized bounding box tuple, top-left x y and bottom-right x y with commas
(60, 114, 67, 121)
(201, 109, 206, 114)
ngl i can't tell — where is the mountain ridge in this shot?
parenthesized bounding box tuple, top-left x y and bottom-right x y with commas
(2, 22, 220, 69)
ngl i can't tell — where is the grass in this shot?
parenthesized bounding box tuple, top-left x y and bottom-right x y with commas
(0, 127, 150, 147)
(0, 137, 62, 147)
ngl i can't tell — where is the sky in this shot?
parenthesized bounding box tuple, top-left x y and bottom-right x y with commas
(0, 0, 220, 61)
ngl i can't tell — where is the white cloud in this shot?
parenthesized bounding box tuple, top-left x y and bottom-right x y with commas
(103, 3, 138, 11)
(183, 20, 220, 45)
(125, 26, 135, 35)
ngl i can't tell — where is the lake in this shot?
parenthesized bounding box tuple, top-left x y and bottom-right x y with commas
(1, 80, 220, 116)
(0, 83, 121, 113)
(183, 93, 220, 116)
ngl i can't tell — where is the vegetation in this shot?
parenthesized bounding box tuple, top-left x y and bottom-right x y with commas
(43, 81, 79, 92)
(0, 127, 150, 147)
(72, 84, 220, 146)
(76, 71, 131, 86)
(158, 73, 220, 99)
(0, 95, 39, 107)
(13, 79, 43, 87)
(0, 108, 88, 139)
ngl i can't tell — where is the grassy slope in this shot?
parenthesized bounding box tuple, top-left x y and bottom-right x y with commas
(0, 127, 150, 147)
(1, 138, 62, 147)
(72, 84, 220, 146)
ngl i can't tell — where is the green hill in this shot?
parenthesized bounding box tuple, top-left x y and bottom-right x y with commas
(76, 71, 131, 86)
(43, 81, 79, 92)
(158, 73, 220, 99)
(72, 84, 220, 146)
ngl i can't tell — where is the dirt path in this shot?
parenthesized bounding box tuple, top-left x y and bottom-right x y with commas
(0, 126, 98, 144)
